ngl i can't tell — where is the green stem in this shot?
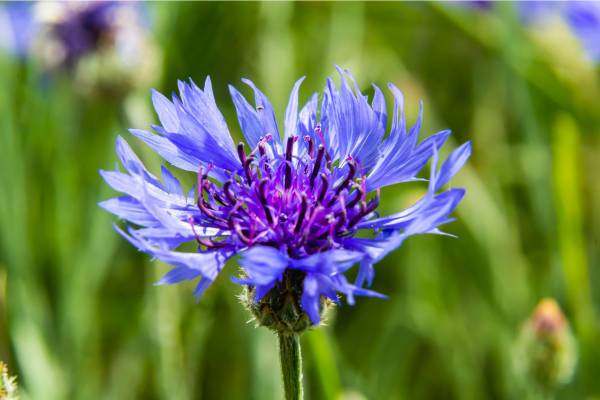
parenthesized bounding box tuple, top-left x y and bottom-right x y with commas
(278, 333, 303, 400)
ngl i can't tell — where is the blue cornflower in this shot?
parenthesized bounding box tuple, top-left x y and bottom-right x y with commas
(0, 2, 157, 94)
(100, 68, 471, 326)
(519, 1, 600, 62)
(462, 1, 600, 63)
(563, 1, 600, 62)
(48, 2, 122, 68)
(0, 2, 121, 66)
(0, 2, 36, 58)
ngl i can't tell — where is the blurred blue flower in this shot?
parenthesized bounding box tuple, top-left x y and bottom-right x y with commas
(0, 2, 36, 57)
(563, 1, 600, 62)
(0, 1, 158, 89)
(100, 69, 471, 324)
(48, 2, 121, 68)
(462, 1, 600, 62)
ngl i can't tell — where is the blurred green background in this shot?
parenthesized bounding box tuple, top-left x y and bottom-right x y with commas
(1, 2, 599, 399)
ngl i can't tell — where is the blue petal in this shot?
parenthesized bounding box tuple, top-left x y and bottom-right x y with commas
(564, 1, 600, 61)
(242, 78, 281, 142)
(101, 138, 224, 251)
(115, 136, 160, 186)
(152, 89, 180, 133)
(284, 76, 306, 143)
(367, 127, 452, 191)
(298, 93, 319, 137)
(290, 249, 363, 275)
(99, 196, 158, 226)
(229, 85, 268, 150)
(172, 99, 241, 169)
(404, 189, 466, 235)
(343, 232, 407, 264)
(116, 225, 229, 282)
(435, 141, 472, 191)
(0, 2, 36, 57)
(161, 166, 184, 197)
(356, 259, 375, 288)
(179, 79, 238, 152)
(129, 128, 201, 172)
(357, 189, 465, 232)
(300, 271, 386, 324)
(156, 266, 202, 285)
(301, 274, 321, 324)
(193, 277, 213, 301)
(321, 69, 383, 170)
(100, 170, 139, 197)
(371, 84, 387, 130)
(236, 246, 289, 301)
(144, 81, 241, 171)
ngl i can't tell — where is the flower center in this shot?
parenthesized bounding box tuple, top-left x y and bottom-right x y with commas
(191, 132, 380, 257)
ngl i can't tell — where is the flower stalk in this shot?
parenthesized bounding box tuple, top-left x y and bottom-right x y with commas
(278, 333, 303, 400)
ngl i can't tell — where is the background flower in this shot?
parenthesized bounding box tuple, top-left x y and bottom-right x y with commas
(0, 1, 160, 96)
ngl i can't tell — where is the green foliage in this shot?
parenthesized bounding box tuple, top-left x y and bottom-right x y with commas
(0, 2, 599, 399)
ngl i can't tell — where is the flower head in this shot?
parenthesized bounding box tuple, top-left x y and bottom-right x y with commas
(100, 68, 471, 328)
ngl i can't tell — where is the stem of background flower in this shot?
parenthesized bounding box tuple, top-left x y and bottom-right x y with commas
(278, 333, 303, 400)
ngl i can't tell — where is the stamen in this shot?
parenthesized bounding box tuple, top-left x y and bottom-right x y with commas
(243, 157, 254, 184)
(294, 194, 308, 233)
(310, 145, 325, 188)
(196, 166, 212, 203)
(348, 189, 380, 228)
(285, 136, 294, 189)
(333, 160, 357, 197)
(198, 199, 226, 223)
(237, 142, 247, 164)
(317, 173, 328, 203)
(346, 182, 365, 209)
(233, 221, 252, 245)
(228, 201, 248, 220)
(197, 172, 214, 210)
(314, 123, 324, 144)
(188, 216, 225, 248)
(223, 181, 236, 205)
(367, 189, 381, 213)
(335, 196, 347, 229)
(304, 136, 314, 158)
(259, 179, 274, 225)
(250, 134, 273, 158)
(204, 181, 227, 206)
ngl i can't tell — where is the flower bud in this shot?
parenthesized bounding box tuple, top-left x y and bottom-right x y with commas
(515, 298, 577, 395)
(242, 269, 330, 335)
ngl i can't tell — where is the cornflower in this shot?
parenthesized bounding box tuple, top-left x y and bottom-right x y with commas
(101, 68, 471, 399)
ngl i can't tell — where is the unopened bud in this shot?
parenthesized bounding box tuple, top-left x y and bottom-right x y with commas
(514, 299, 577, 395)
(241, 269, 331, 334)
